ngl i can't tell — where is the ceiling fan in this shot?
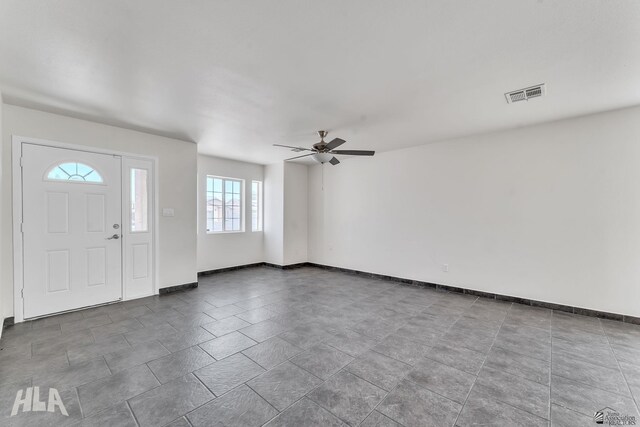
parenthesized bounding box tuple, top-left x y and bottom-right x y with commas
(273, 130, 375, 165)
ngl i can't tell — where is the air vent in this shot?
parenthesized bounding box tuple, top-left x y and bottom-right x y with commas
(505, 84, 546, 104)
(509, 91, 526, 103)
(525, 87, 542, 98)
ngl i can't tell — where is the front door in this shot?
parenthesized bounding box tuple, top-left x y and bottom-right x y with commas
(22, 143, 123, 319)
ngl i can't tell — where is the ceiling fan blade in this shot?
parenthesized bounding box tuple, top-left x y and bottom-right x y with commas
(285, 153, 315, 161)
(273, 144, 314, 152)
(331, 150, 375, 156)
(329, 156, 340, 165)
(324, 138, 346, 151)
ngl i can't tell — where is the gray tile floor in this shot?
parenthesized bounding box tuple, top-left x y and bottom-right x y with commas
(1, 266, 639, 426)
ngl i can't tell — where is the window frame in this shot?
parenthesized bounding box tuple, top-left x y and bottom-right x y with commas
(206, 175, 244, 234)
(251, 180, 263, 232)
(44, 161, 105, 185)
(130, 167, 150, 233)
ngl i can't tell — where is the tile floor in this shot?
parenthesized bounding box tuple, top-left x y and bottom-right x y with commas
(1, 266, 639, 426)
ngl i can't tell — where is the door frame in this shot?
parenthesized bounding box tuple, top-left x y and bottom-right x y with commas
(12, 135, 160, 323)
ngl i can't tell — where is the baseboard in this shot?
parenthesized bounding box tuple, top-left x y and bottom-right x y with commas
(198, 263, 266, 276)
(198, 262, 309, 276)
(263, 262, 309, 270)
(306, 262, 640, 325)
(2, 317, 15, 331)
(159, 282, 198, 295)
(195, 261, 638, 325)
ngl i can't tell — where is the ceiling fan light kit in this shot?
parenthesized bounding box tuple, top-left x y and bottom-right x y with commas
(273, 130, 375, 166)
(312, 153, 334, 164)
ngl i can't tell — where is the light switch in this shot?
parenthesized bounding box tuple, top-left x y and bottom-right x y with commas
(162, 208, 175, 217)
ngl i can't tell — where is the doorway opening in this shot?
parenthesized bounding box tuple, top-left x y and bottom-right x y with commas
(12, 137, 158, 322)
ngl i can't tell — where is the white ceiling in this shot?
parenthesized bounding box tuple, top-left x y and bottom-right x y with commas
(1, 1, 639, 164)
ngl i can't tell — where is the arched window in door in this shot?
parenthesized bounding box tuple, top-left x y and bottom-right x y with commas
(46, 162, 104, 183)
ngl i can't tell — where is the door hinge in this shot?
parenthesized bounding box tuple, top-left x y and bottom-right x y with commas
(20, 222, 24, 233)
(20, 157, 24, 167)
(21, 289, 23, 298)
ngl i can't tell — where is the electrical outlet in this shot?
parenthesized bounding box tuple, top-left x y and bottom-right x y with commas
(443, 264, 449, 273)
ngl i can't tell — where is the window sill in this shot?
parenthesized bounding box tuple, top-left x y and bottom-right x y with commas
(206, 231, 245, 235)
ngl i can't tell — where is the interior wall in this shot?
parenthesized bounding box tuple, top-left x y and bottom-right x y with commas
(283, 163, 308, 265)
(1, 104, 198, 319)
(0, 96, 4, 330)
(308, 105, 640, 318)
(264, 163, 284, 265)
(197, 154, 264, 271)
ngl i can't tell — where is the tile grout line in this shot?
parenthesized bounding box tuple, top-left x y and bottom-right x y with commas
(64, 386, 87, 424)
(551, 335, 627, 371)
(249, 339, 381, 425)
(298, 363, 384, 426)
(143, 361, 164, 391)
(236, 327, 276, 346)
(182, 378, 272, 423)
(102, 355, 113, 376)
(125, 399, 142, 427)
(550, 372, 639, 400)
(478, 322, 555, 423)
(349, 369, 407, 426)
(355, 301, 471, 426)
(601, 320, 640, 415)
(452, 304, 507, 426)
(243, 380, 286, 419)
(474, 316, 555, 423)
(240, 345, 301, 372)
(190, 370, 219, 401)
(128, 365, 216, 424)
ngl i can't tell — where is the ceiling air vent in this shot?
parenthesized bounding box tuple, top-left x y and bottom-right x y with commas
(505, 84, 545, 104)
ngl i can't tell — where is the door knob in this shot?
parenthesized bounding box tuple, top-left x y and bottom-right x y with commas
(106, 234, 120, 240)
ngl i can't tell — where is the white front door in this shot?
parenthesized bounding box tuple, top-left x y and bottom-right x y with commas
(22, 143, 123, 319)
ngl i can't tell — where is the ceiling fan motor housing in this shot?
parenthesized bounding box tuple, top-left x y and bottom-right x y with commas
(314, 130, 329, 151)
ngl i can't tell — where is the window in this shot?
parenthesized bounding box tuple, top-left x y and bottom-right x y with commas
(251, 181, 263, 231)
(131, 168, 149, 232)
(206, 176, 243, 232)
(46, 162, 103, 183)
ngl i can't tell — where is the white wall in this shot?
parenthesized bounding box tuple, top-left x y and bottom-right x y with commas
(197, 154, 264, 271)
(283, 163, 308, 265)
(264, 163, 284, 265)
(263, 162, 309, 266)
(309, 106, 640, 318)
(0, 95, 3, 331)
(2, 105, 198, 318)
